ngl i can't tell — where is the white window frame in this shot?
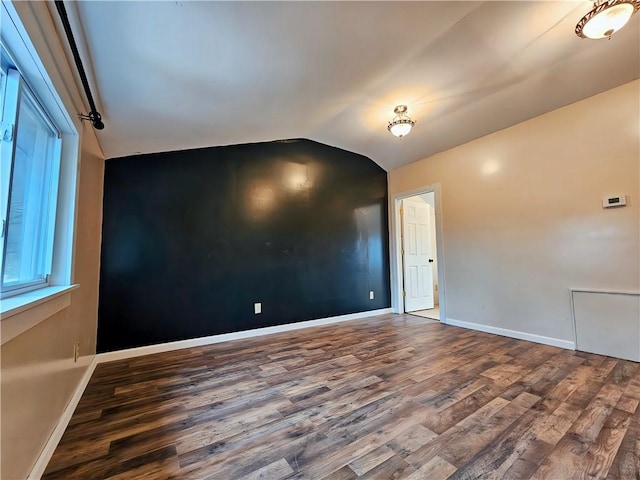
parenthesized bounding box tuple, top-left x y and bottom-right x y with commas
(0, 0, 82, 343)
(1, 65, 63, 297)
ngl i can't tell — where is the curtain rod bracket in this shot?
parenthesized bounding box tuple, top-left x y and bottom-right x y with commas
(79, 111, 105, 130)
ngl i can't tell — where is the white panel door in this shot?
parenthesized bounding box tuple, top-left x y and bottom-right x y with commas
(402, 199, 434, 312)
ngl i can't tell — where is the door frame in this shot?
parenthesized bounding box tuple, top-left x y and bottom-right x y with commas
(390, 184, 447, 323)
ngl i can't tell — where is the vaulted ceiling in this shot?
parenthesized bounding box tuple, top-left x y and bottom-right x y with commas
(59, 1, 639, 170)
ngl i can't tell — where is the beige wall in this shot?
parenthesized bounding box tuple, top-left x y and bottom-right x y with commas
(1, 125, 104, 480)
(0, 3, 105, 479)
(389, 80, 640, 342)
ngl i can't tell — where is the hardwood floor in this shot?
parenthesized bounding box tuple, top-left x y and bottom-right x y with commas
(44, 314, 640, 479)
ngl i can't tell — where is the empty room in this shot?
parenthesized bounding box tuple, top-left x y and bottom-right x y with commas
(1, 1, 639, 479)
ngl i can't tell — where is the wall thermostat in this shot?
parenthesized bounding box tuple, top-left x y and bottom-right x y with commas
(602, 194, 626, 208)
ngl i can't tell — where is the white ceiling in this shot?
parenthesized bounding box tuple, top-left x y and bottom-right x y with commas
(66, 1, 639, 170)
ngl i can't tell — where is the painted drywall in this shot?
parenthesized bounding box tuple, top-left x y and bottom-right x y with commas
(389, 80, 640, 344)
(0, 3, 106, 478)
(1, 125, 104, 480)
(98, 139, 390, 352)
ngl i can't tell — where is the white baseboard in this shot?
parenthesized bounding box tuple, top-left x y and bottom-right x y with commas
(97, 308, 394, 363)
(445, 317, 575, 350)
(28, 355, 98, 480)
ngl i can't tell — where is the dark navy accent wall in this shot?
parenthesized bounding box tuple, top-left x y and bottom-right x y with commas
(97, 139, 390, 352)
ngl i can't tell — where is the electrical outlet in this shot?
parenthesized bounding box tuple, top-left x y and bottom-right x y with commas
(74, 341, 80, 363)
(254, 303, 262, 314)
(369, 291, 374, 300)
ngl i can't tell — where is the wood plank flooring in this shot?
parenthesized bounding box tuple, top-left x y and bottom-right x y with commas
(44, 314, 640, 479)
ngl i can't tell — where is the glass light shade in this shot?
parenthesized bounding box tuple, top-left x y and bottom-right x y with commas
(582, 2, 635, 38)
(389, 121, 413, 137)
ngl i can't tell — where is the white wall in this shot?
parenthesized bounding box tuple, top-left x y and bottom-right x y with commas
(389, 80, 640, 345)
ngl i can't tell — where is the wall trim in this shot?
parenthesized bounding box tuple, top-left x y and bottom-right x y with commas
(97, 308, 394, 363)
(28, 355, 98, 480)
(445, 317, 575, 350)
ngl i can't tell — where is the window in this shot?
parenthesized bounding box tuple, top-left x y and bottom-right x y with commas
(1, 0, 81, 343)
(0, 0, 80, 308)
(1, 60, 62, 297)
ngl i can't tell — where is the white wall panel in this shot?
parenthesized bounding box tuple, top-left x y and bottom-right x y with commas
(573, 290, 640, 362)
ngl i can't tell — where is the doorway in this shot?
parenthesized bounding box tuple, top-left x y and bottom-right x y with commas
(401, 193, 438, 319)
(390, 185, 446, 322)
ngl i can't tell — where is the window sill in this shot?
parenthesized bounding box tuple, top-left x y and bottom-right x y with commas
(1, 285, 78, 345)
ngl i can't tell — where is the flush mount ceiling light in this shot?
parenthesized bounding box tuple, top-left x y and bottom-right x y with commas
(575, 0, 640, 39)
(387, 105, 416, 138)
